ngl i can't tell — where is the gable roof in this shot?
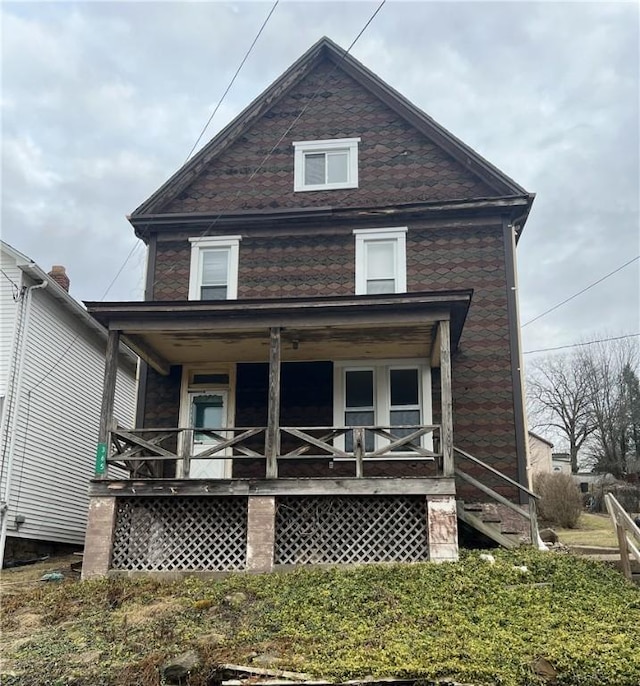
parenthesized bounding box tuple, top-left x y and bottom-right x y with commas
(131, 36, 529, 219)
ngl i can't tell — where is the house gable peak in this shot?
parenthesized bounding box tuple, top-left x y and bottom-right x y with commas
(131, 37, 529, 221)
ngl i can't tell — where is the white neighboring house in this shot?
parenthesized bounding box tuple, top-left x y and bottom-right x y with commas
(552, 452, 572, 475)
(527, 430, 554, 488)
(0, 241, 137, 566)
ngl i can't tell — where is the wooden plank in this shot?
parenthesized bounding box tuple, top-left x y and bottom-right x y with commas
(430, 324, 441, 367)
(455, 468, 531, 520)
(454, 445, 538, 499)
(265, 327, 281, 478)
(353, 427, 364, 477)
(96, 330, 120, 478)
(112, 430, 177, 457)
(122, 333, 170, 376)
(616, 520, 632, 580)
(281, 428, 347, 457)
(369, 427, 437, 458)
(439, 320, 454, 476)
(89, 476, 457, 497)
(282, 427, 350, 458)
(191, 428, 264, 458)
(456, 503, 518, 549)
(110, 307, 452, 333)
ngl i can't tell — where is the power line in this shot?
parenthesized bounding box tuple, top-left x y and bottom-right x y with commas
(184, 0, 279, 164)
(522, 332, 640, 355)
(522, 255, 640, 328)
(22, 2, 388, 390)
(149, 0, 387, 294)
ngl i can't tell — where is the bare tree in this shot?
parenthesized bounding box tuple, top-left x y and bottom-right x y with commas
(580, 339, 640, 477)
(526, 354, 595, 473)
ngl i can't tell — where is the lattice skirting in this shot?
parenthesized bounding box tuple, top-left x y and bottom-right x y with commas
(274, 495, 429, 565)
(111, 497, 248, 571)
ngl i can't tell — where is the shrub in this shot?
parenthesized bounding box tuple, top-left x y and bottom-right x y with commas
(534, 472, 583, 528)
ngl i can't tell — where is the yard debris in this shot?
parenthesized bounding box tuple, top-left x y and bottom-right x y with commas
(220, 663, 312, 681)
(39, 572, 64, 582)
(479, 553, 495, 564)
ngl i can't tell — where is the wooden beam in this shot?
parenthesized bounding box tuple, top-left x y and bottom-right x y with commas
(439, 320, 454, 476)
(121, 334, 171, 376)
(455, 468, 531, 520)
(430, 324, 441, 367)
(265, 327, 281, 478)
(110, 308, 452, 334)
(89, 476, 457, 498)
(96, 330, 120, 478)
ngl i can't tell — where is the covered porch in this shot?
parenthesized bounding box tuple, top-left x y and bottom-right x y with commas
(82, 291, 472, 577)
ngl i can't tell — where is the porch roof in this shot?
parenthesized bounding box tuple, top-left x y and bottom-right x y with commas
(86, 290, 472, 375)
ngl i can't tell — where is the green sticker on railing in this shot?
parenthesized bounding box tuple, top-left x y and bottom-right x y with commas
(95, 442, 107, 475)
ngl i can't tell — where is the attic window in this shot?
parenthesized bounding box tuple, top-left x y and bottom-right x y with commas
(293, 138, 360, 191)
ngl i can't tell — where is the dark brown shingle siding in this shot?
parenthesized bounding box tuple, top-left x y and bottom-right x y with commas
(161, 62, 496, 214)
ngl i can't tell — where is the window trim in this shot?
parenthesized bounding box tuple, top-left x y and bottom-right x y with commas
(333, 360, 432, 452)
(293, 138, 360, 192)
(188, 236, 241, 301)
(353, 227, 408, 295)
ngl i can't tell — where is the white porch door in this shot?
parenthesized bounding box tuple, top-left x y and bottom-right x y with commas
(189, 391, 228, 479)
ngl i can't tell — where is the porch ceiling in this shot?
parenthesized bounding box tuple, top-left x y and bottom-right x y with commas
(86, 290, 472, 375)
(127, 322, 436, 367)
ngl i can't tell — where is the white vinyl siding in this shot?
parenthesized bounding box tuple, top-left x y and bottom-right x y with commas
(293, 138, 360, 191)
(188, 236, 241, 301)
(0, 251, 22, 395)
(354, 228, 407, 295)
(1, 286, 136, 546)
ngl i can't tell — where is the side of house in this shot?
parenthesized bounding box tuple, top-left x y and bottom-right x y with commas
(0, 242, 137, 565)
(527, 431, 554, 487)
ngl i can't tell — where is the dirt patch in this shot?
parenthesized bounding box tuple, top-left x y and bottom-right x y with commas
(115, 598, 184, 626)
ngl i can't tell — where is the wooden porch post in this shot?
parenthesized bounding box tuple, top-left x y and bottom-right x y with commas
(439, 320, 454, 477)
(95, 329, 120, 479)
(265, 327, 281, 479)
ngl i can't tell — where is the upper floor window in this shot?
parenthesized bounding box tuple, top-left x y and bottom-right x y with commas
(353, 228, 407, 295)
(188, 236, 241, 300)
(293, 138, 360, 192)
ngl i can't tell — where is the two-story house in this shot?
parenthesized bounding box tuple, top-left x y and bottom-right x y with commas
(0, 241, 137, 568)
(82, 37, 536, 578)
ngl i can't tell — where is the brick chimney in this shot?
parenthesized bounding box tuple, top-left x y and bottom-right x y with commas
(48, 265, 70, 292)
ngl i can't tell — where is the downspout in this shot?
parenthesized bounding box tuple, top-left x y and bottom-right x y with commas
(502, 212, 530, 506)
(0, 278, 47, 568)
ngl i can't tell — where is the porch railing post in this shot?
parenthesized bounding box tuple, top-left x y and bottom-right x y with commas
(353, 427, 365, 478)
(181, 428, 192, 478)
(439, 319, 454, 476)
(265, 327, 281, 479)
(96, 329, 120, 479)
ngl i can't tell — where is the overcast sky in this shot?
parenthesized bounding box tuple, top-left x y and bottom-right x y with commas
(2, 0, 639, 359)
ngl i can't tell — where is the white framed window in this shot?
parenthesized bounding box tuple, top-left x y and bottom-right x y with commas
(293, 138, 360, 191)
(354, 227, 407, 295)
(188, 236, 241, 301)
(333, 360, 432, 451)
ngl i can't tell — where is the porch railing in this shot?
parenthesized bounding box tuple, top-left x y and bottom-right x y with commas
(104, 425, 443, 479)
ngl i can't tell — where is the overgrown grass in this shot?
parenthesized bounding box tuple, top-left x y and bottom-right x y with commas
(1, 549, 639, 686)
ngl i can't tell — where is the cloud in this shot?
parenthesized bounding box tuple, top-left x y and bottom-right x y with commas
(0, 0, 637, 349)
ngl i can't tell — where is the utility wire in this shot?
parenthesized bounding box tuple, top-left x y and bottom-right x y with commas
(184, 0, 279, 164)
(522, 332, 640, 355)
(21, 1, 387, 390)
(522, 255, 640, 328)
(149, 0, 387, 294)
